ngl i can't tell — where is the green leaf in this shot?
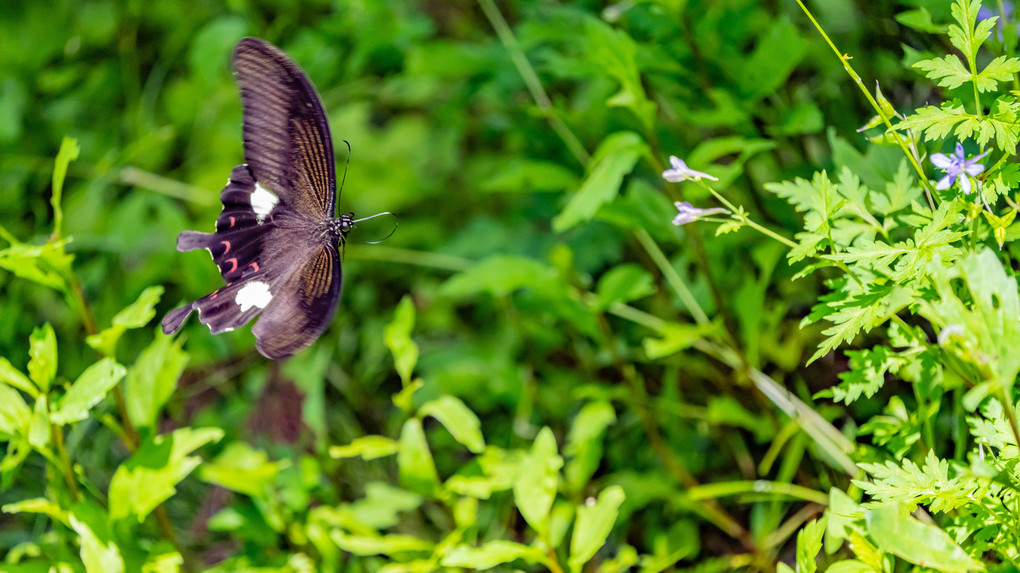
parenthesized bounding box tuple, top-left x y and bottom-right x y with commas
(384, 295, 419, 386)
(643, 323, 706, 359)
(513, 427, 563, 535)
(914, 54, 970, 90)
(568, 485, 624, 572)
(398, 417, 440, 497)
(70, 501, 124, 573)
(348, 482, 423, 530)
(584, 19, 656, 129)
(2, 496, 68, 523)
(564, 401, 616, 492)
(856, 451, 977, 514)
(441, 540, 547, 569)
(330, 435, 401, 460)
(794, 518, 826, 573)
(0, 357, 36, 396)
(0, 381, 31, 436)
(420, 395, 485, 454)
(480, 159, 578, 193)
(330, 531, 433, 556)
(865, 503, 983, 572)
(198, 442, 281, 498)
(28, 323, 57, 392)
(28, 396, 49, 449)
(0, 238, 72, 293)
(739, 18, 806, 101)
(87, 286, 165, 356)
(594, 264, 656, 310)
(440, 255, 558, 298)
(552, 132, 647, 232)
(109, 427, 224, 521)
(51, 137, 80, 238)
(125, 331, 187, 431)
(50, 358, 127, 425)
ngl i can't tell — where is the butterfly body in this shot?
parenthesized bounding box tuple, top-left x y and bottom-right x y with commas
(162, 38, 353, 359)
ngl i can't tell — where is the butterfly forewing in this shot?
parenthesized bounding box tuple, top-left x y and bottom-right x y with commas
(232, 37, 336, 219)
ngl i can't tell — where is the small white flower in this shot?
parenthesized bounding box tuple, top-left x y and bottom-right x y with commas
(672, 201, 729, 226)
(662, 156, 718, 183)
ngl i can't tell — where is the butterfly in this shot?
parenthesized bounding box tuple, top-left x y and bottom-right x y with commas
(162, 37, 362, 359)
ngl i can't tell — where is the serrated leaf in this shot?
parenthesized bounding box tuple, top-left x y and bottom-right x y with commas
(865, 503, 983, 571)
(125, 331, 187, 432)
(109, 427, 223, 521)
(420, 395, 485, 454)
(330, 435, 401, 460)
(914, 54, 970, 89)
(513, 427, 563, 536)
(50, 358, 126, 425)
(28, 323, 57, 392)
(398, 418, 440, 497)
(384, 295, 419, 386)
(442, 540, 547, 569)
(553, 132, 647, 232)
(568, 486, 625, 572)
(856, 451, 977, 514)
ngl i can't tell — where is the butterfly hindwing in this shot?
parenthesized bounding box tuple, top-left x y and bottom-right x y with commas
(161, 269, 283, 336)
(232, 37, 336, 221)
(251, 242, 342, 359)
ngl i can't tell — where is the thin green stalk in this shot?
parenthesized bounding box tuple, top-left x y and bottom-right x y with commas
(477, 0, 589, 166)
(52, 424, 81, 502)
(999, 387, 1020, 455)
(795, 0, 938, 208)
(686, 480, 829, 505)
(633, 229, 710, 326)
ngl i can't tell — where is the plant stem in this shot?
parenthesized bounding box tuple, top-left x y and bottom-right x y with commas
(794, 0, 938, 208)
(52, 423, 81, 502)
(633, 229, 710, 326)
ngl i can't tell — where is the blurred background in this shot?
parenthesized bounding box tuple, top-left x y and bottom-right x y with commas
(0, 0, 939, 568)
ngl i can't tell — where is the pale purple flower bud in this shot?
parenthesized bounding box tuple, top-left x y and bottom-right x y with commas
(662, 156, 718, 183)
(673, 202, 729, 226)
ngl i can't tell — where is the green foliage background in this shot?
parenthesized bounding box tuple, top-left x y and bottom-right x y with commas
(3, 0, 1006, 571)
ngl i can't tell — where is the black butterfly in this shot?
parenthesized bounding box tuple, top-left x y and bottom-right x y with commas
(162, 37, 360, 359)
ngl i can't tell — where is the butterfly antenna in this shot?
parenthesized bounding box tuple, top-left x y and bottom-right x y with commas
(352, 211, 399, 244)
(338, 140, 352, 200)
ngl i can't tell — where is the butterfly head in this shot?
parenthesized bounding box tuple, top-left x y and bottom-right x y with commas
(319, 213, 356, 244)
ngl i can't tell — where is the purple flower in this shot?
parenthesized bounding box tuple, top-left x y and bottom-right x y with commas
(662, 156, 718, 183)
(930, 143, 987, 195)
(673, 201, 729, 226)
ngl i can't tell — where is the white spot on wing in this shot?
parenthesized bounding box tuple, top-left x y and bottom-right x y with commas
(251, 182, 279, 224)
(236, 281, 273, 312)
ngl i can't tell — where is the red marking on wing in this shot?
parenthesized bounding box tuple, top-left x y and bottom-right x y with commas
(210, 288, 220, 300)
(221, 240, 231, 253)
(229, 216, 236, 228)
(249, 261, 260, 273)
(224, 258, 238, 273)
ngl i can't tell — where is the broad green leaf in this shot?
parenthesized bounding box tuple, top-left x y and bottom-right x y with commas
(142, 550, 184, 573)
(109, 427, 224, 522)
(384, 295, 419, 386)
(643, 323, 704, 359)
(553, 132, 647, 232)
(0, 239, 71, 293)
(348, 482, 423, 530)
(125, 331, 187, 431)
(420, 395, 485, 454)
(440, 255, 558, 298)
(564, 401, 616, 492)
(0, 358, 36, 396)
(51, 137, 80, 238)
(594, 264, 655, 310)
(331, 531, 433, 556)
(398, 418, 440, 497)
(87, 286, 164, 356)
(739, 18, 806, 101)
(513, 427, 563, 535)
(28, 323, 56, 392)
(330, 435, 401, 460)
(50, 358, 126, 425)
(585, 20, 656, 129)
(28, 396, 49, 449)
(0, 381, 31, 436)
(70, 502, 124, 573)
(198, 442, 281, 498)
(441, 540, 547, 569)
(568, 485, 625, 572)
(865, 503, 983, 572)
